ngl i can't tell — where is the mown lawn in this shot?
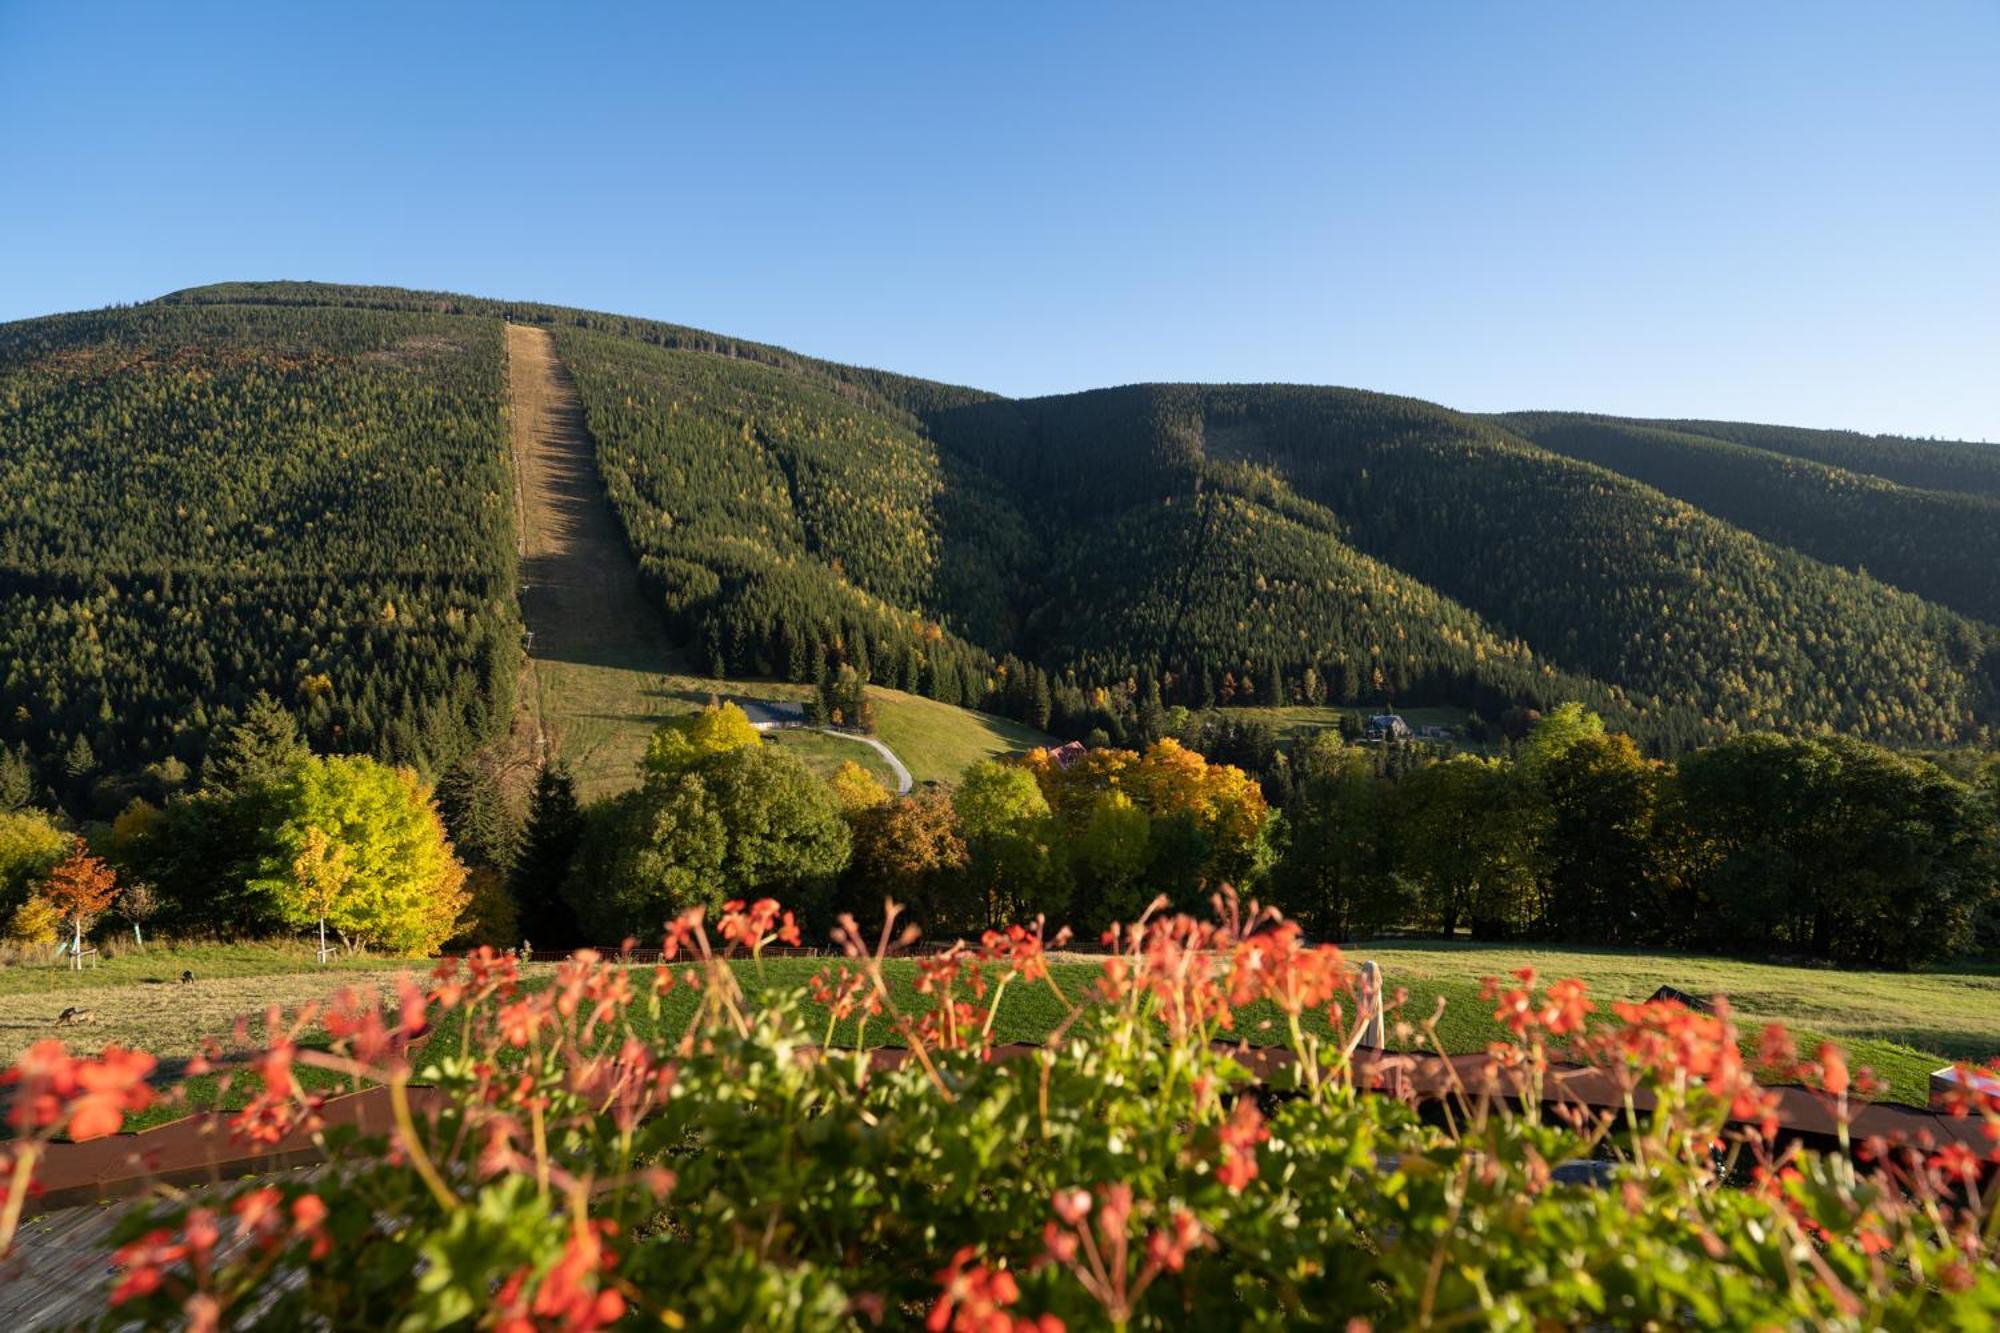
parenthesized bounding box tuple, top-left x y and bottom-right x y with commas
(62, 941, 2000, 1131)
(765, 728, 900, 789)
(865, 687, 1055, 786)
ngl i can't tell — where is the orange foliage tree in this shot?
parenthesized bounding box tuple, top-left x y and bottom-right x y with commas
(40, 839, 119, 970)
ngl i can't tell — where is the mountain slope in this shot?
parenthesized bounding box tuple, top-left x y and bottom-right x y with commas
(1495, 412, 2000, 625)
(1, 280, 1992, 805)
(1597, 416, 2000, 498)
(923, 384, 1994, 747)
(0, 300, 519, 808)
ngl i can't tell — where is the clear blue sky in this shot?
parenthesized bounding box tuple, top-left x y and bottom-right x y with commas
(3, 2, 1995, 439)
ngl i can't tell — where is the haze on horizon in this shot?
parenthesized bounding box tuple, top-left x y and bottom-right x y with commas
(2, 1, 1995, 441)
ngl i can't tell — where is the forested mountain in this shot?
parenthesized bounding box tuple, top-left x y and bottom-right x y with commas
(925, 384, 1994, 748)
(1496, 412, 2000, 625)
(1583, 415, 2000, 498)
(1, 280, 1993, 806)
(0, 300, 519, 811)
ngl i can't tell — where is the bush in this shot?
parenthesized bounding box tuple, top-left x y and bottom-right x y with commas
(5, 897, 1997, 1328)
(3, 895, 58, 946)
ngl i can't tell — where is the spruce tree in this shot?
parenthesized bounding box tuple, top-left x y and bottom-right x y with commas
(204, 692, 309, 795)
(511, 760, 584, 948)
(0, 745, 37, 813)
(434, 757, 521, 872)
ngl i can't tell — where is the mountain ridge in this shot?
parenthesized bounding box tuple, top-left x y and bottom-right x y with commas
(0, 281, 1991, 809)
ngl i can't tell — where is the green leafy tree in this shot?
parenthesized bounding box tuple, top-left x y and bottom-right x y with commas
(1516, 702, 1607, 779)
(1073, 790, 1152, 931)
(1391, 756, 1540, 939)
(450, 866, 521, 951)
(0, 809, 69, 918)
(1532, 731, 1666, 942)
(570, 746, 849, 939)
(1271, 734, 1403, 940)
(112, 790, 286, 938)
(955, 761, 1067, 927)
(253, 756, 469, 956)
(1675, 734, 1997, 968)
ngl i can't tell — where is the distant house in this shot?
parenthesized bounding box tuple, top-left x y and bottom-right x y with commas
(1416, 724, 1454, 741)
(1364, 713, 1411, 740)
(1041, 740, 1087, 769)
(736, 699, 807, 730)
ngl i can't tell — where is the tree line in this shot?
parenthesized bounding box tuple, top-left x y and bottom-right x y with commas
(517, 699, 2000, 974)
(1265, 706, 2000, 969)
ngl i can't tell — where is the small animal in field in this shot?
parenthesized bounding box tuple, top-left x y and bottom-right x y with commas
(1647, 984, 1714, 1014)
(181, 969, 195, 985)
(55, 1006, 95, 1027)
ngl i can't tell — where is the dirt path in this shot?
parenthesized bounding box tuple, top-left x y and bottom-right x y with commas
(506, 325, 683, 788)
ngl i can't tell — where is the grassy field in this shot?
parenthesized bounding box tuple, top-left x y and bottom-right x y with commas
(11, 939, 1994, 1128)
(867, 686, 1055, 785)
(1220, 703, 1491, 746)
(766, 727, 901, 789)
(543, 664, 1054, 796)
(0, 942, 408, 1082)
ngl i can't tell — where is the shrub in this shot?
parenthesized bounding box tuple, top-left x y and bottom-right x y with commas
(3, 895, 58, 946)
(1, 896, 1996, 1328)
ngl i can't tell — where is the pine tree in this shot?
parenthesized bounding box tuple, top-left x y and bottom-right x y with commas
(204, 692, 309, 794)
(0, 745, 37, 813)
(511, 761, 583, 948)
(61, 735, 97, 808)
(434, 756, 521, 871)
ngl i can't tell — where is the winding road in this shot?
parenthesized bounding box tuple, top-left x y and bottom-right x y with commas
(822, 728, 913, 794)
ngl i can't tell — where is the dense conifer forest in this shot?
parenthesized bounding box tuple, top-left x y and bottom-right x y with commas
(1498, 412, 2000, 624)
(2, 280, 1995, 805)
(0, 301, 519, 811)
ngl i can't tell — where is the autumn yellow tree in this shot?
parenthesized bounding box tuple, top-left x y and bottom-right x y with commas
(285, 825, 354, 963)
(253, 756, 468, 956)
(829, 760, 890, 815)
(643, 702, 763, 781)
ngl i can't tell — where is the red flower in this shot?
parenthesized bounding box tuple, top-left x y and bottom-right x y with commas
(1216, 1098, 1269, 1192)
(928, 1246, 1044, 1333)
(1543, 978, 1593, 1036)
(1144, 1209, 1207, 1274)
(2, 1041, 156, 1140)
(1816, 1043, 1850, 1098)
(1930, 1141, 1983, 1184)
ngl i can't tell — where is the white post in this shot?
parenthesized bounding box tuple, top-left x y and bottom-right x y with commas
(1360, 960, 1386, 1048)
(72, 917, 83, 972)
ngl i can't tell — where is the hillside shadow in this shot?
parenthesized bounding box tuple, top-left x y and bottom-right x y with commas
(509, 327, 682, 675)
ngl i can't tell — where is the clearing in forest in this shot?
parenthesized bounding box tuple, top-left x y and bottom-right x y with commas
(506, 323, 687, 796)
(504, 324, 1032, 795)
